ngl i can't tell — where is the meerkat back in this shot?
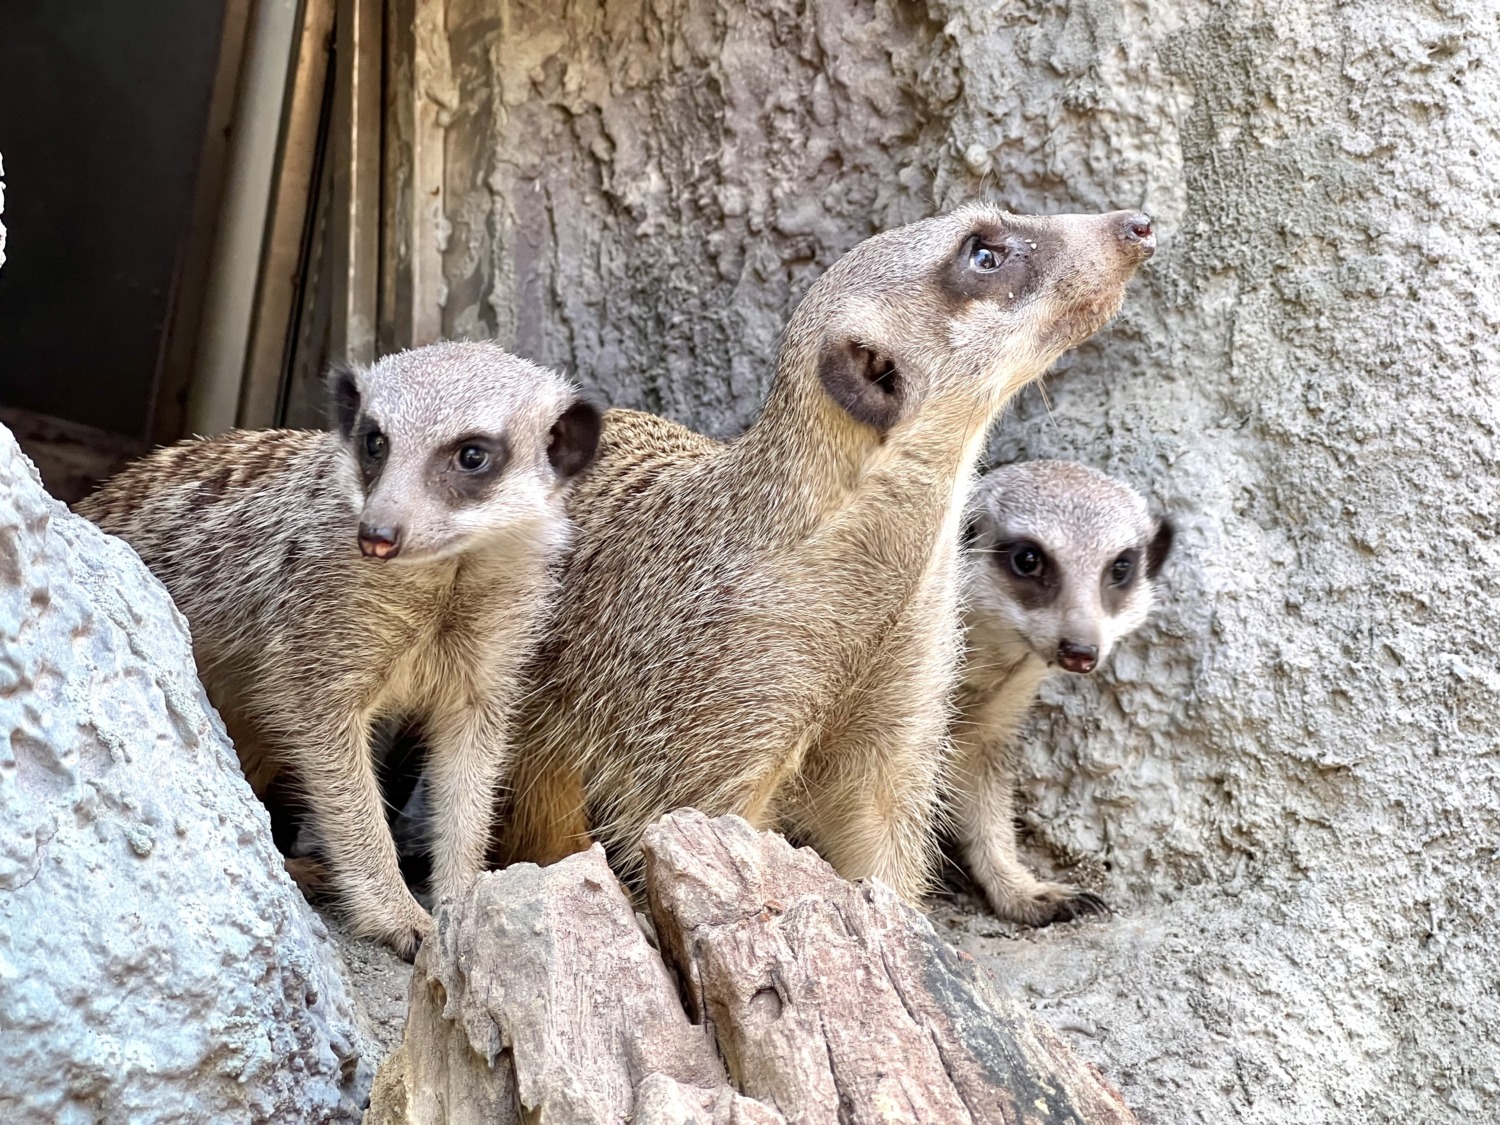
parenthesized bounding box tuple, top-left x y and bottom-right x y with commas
(77, 342, 600, 955)
(954, 460, 1173, 926)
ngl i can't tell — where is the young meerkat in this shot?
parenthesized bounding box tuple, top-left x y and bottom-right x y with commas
(76, 342, 601, 955)
(503, 204, 1157, 899)
(954, 460, 1174, 926)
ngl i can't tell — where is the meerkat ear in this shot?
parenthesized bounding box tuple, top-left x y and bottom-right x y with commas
(547, 398, 603, 479)
(1147, 517, 1175, 578)
(326, 361, 362, 439)
(817, 339, 910, 435)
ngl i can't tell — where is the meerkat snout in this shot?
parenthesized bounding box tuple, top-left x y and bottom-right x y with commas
(953, 459, 1174, 926)
(358, 523, 401, 559)
(1119, 212, 1156, 258)
(1056, 640, 1099, 674)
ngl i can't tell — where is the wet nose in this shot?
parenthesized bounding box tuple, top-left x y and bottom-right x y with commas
(358, 524, 402, 560)
(1057, 640, 1099, 674)
(1117, 211, 1155, 259)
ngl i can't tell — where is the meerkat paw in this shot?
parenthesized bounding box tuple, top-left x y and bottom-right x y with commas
(349, 896, 434, 961)
(984, 880, 1109, 928)
(383, 909, 434, 963)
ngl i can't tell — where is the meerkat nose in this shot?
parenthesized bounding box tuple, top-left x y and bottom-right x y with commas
(358, 524, 402, 560)
(1057, 640, 1099, 674)
(1119, 212, 1156, 259)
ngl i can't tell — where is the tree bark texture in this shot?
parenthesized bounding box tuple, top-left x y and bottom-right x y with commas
(366, 843, 727, 1124)
(643, 811, 1137, 1125)
(368, 815, 1136, 1124)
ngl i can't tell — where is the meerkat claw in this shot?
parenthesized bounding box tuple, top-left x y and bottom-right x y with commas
(1047, 889, 1110, 924)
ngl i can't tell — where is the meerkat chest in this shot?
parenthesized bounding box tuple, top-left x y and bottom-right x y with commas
(361, 580, 497, 710)
(376, 559, 548, 715)
(956, 641, 1051, 752)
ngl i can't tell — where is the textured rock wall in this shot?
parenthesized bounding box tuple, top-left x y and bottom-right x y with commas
(0, 424, 374, 1122)
(436, 0, 954, 434)
(418, 2, 1499, 1121)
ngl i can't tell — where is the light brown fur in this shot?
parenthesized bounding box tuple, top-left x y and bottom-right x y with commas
(77, 343, 599, 955)
(503, 205, 1156, 898)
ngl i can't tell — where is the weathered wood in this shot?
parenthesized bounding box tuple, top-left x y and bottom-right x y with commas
(371, 816, 1136, 1124)
(642, 811, 1137, 1125)
(367, 844, 728, 1124)
(633, 1074, 789, 1125)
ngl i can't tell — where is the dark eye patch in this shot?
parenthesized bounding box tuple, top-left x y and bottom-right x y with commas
(940, 225, 1034, 304)
(354, 419, 387, 486)
(992, 539, 1058, 609)
(936, 223, 1044, 309)
(1008, 542, 1046, 578)
(1107, 550, 1140, 588)
(436, 434, 510, 502)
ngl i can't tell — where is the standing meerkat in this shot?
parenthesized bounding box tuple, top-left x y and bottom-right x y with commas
(77, 342, 601, 955)
(503, 204, 1157, 899)
(954, 460, 1173, 925)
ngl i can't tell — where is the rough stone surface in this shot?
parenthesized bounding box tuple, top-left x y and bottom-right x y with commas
(413, 3, 1500, 1121)
(325, 920, 414, 1059)
(0, 424, 374, 1123)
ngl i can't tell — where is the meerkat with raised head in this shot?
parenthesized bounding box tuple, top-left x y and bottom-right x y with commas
(954, 460, 1173, 925)
(77, 342, 601, 955)
(503, 205, 1157, 899)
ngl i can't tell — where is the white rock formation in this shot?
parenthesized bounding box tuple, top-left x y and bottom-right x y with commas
(0, 424, 373, 1122)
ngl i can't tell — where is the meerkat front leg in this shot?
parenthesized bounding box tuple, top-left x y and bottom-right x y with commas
(293, 716, 431, 957)
(421, 701, 512, 905)
(953, 732, 1106, 926)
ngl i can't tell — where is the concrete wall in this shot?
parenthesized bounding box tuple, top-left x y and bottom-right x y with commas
(411, 2, 1499, 1119)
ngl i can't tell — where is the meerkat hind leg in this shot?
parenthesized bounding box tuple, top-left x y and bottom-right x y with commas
(793, 729, 943, 905)
(493, 756, 593, 868)
(956, 742, 1107, 927)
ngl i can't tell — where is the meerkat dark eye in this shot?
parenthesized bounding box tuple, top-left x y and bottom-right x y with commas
(970, 243, 1003, 273)
(1109, 555, 1135, 585)
(1010, 544, 1044, 578)
(364, 430, 388, 460)
(456, 445, 489, 472)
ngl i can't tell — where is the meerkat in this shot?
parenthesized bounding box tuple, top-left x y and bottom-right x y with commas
(76, 342, 601, 955)
(953, 460, 1174, 926)
(501, 204, 1157, 900)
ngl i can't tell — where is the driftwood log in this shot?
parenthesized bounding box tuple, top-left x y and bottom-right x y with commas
(367, 811, 1136, 1124)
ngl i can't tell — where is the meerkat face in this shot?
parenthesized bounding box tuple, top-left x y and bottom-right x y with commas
(790, 204, 1155, 436)
(963, 461, 1174, 674)
(327, 341, 601, 564)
